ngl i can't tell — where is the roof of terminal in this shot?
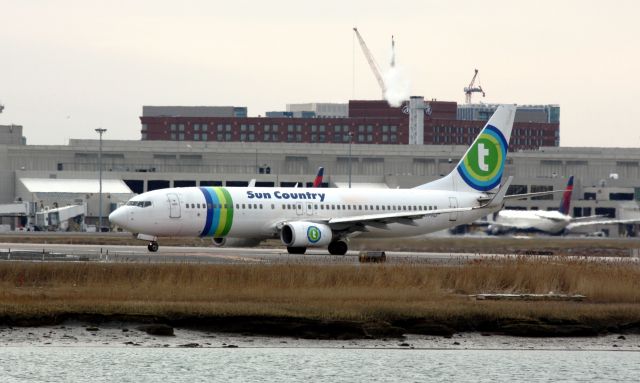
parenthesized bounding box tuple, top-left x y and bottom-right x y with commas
(19, 178, 133, 194)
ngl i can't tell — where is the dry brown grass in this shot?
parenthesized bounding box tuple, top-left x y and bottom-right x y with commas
(0, 258, 639, 322)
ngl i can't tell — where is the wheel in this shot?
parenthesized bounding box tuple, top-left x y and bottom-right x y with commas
(147, 241, 159, 252)
(287, 246, 306, 254)
(328, 240, 348, 255)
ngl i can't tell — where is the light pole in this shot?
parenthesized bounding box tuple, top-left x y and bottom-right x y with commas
(348, 131, 353, 188)
(95, 128, 107, 232)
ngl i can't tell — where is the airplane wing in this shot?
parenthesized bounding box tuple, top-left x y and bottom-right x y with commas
(324, 206, 475, 231)
(311, 177, 513, 234)
(569, 215, 607, 223)
(567, 218, 640, 230)
(478, 189, 565, 203)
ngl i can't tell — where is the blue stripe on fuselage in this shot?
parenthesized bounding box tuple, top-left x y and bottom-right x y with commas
(199, 187, 214, 236)
(208, 189, 221, 236)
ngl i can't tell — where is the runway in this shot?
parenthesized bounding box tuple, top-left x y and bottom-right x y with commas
(0, 242, 637, 265)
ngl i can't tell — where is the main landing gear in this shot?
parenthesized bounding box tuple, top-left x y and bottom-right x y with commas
(147, 241, 159, 252)
(328, 240, 348, 256)
(285, 240, 349, 256)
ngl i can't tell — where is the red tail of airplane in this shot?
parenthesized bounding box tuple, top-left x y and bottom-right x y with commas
(558, 176, 574, 215)
(313, 167, 324, 188)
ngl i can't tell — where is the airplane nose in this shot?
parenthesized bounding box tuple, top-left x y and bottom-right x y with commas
(108, 208, 125, 227)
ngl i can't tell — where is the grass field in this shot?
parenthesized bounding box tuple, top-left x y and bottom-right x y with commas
(1, 258, 638, 327)
(1, 233, 638, 257)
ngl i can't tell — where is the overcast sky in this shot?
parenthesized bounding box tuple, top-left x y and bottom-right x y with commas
(1, 0, 638, 147)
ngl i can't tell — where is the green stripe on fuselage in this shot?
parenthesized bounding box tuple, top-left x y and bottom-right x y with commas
(220, 187, 234, 236)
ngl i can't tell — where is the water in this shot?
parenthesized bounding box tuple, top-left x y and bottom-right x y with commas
(1, 347, 638, 382)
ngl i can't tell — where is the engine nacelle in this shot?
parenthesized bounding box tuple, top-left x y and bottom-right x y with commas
(280, 222, 332, 247)
(212, 237, 263, 247)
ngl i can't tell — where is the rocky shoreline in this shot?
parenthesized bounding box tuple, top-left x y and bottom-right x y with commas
(2, 313, 639, 340)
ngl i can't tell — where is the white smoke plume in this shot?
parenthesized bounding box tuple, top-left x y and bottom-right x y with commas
(383, 37, 410, 107)
(384, 66, 410, 107)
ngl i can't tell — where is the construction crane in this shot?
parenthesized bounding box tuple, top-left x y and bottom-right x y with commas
(353, 27, 386, 98)
(464, 69, 485, 104)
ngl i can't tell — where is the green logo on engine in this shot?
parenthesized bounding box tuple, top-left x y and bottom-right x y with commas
(307, 226, 321, 243)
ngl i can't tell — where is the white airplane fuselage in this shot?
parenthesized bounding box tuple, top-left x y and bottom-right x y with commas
(493, 210, 571, 234)
(111, 186, 489, 240)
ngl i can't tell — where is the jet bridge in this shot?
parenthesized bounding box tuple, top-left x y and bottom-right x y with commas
(35, 204, 87, 231)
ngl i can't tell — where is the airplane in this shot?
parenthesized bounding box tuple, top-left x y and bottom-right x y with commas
(109, 105, 531, 254)
(487, 176, 640, 235)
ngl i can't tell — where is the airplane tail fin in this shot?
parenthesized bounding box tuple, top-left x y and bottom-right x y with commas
(415, 104, 516, 193)
(558, 176, 574, 215)
(313, 167, 324, 188)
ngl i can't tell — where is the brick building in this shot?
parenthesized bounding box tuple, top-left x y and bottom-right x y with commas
(140, 100, 559, 151)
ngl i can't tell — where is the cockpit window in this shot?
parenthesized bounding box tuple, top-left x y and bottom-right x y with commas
(126, 201, 152, 208)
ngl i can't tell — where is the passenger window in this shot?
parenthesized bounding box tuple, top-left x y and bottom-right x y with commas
(314, 204, 318, 209)
(331, 205, 335, 210)
(287, 204, 292, 209)
(236, 204, 239, 209)
(259, 204, 263, 209)
(282, 204, 286, 209)
(364, 206, 368, 211)
(248, 204, 252, 209)
(382, 206, 385, 211)
(242, 204, 246, 209)
(185, 204, 189, 209)
(271, 204, 275, 209)
(359, 205, 363, 210)
(337, 205, 341, 210)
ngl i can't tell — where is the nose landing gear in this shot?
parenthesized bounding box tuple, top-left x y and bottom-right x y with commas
(136, 234, 159, 252)
(147, 241, 159, 252)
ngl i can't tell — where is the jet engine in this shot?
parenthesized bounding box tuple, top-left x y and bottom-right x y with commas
(280, 222, 332, 247)
(212, 237, 263, 247)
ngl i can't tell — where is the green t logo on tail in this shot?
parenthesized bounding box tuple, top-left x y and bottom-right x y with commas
(456, 125, 508, 191)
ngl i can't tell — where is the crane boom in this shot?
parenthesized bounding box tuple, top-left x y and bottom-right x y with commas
(353, 27, 386, 97)
(463, 68, 485, 104)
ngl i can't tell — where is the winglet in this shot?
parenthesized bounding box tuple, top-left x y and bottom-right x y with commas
(479, 176, 513, 210)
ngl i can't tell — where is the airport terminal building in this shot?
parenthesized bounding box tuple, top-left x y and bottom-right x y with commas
(1, 127, 639, 236)
(0, 100, 638, 236)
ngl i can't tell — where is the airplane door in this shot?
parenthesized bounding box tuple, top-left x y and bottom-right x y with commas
(296, 202, 304, 216)
(306, 202, 314, 216)
(167, 193, 181, 218)
(448, 197, 458, 221)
